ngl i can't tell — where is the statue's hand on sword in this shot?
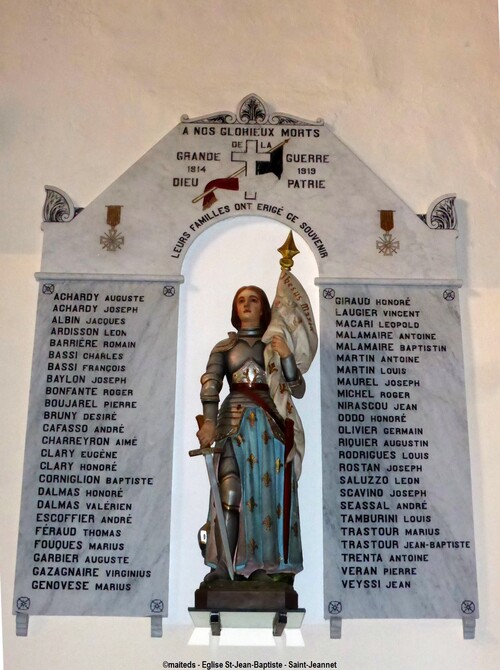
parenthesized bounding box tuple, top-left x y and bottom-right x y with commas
(196, 417, 216, 448)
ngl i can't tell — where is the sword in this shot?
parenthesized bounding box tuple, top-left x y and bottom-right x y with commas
(189, 416, 235, 580)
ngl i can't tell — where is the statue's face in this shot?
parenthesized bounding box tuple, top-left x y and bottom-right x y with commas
(236, 288, 263, 328)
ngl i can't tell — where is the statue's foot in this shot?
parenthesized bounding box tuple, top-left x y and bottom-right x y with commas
(204, 565, 231, 583)
(249, 569, 273, 582)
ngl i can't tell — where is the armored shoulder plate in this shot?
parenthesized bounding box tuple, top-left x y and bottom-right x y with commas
(212, 332, 238, 353)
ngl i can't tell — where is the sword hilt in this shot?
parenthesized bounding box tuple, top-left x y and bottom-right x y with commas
(189, 415, 222, 457)
(188, 446, 223, 457)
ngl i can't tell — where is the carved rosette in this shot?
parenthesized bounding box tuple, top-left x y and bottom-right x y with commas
(42, 186, 81, 222)
(182, 93, 323, 126)
(418, 194, 457, 230)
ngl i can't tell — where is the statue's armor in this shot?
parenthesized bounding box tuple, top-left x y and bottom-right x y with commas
(200, 328, 304, 441)
(200, 328, 305, 578)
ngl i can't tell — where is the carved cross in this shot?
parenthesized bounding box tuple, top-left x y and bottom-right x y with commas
(231, 140, 270, 176)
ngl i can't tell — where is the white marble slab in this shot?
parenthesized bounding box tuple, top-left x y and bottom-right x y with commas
(320, 284, 478, 621)
(39, 95, 457, 282)
(13, 279, 179, 617)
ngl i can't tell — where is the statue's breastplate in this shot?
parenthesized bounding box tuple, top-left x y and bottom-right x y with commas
(217, 338, 283, 441)
(226, 339, 266, 385)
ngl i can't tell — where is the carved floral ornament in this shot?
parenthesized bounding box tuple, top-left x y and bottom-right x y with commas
(418, 194, 457, 230)
(42, 186, 81, 223)
(181, 93, 324, 126)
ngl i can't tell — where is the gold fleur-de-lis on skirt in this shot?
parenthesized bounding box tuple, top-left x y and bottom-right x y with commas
(262, 472, 271, 487)
(286, 400, 293, 414)
(236, 434, 245, 447)
(247, 453, 258, 469)
(248, 411, 256, 428)
(279, 383, 287, 394)
(275, 458, 283, 474)
(268, 361, 278, 375)
(276, 503, 282, 519)
(262, 515, 273, 531)
(262, 430, 270, 445)
(248, 538, 258, 555)
(246, 497, 257, 512)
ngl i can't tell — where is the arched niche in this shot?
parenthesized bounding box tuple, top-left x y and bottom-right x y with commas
(169, 215, 322, 623)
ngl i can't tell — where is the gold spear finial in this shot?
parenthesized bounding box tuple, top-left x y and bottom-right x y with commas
(278, 230, 300, 270)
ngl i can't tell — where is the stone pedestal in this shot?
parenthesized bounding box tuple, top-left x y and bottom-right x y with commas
(194, 579, 299, 610)
(189, 580, 305, 635)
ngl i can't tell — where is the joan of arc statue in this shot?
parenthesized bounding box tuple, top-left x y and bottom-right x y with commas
(195, 242, 317, 583)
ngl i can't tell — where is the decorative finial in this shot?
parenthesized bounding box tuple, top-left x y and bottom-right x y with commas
(278, 231, 300, 270)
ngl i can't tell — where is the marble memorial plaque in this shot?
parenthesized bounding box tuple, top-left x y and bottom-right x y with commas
(320, 284, 479, 622)
(13, 95, 479, 635)
(13, 279, 178, 617)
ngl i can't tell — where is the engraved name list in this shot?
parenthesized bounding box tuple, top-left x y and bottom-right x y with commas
(322, 285, 477, 619)
(14, 280, 174, 616)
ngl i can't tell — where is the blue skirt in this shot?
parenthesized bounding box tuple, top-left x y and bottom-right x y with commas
(207, 406, 303, 577)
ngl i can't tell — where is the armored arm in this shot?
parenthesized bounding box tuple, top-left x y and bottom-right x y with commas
(270, 334, 306, 399)
(196, 348, 225, 448)
(200, 349, 225, 424)
(200, 354, 223, 424)
(281, 354, 305, 399)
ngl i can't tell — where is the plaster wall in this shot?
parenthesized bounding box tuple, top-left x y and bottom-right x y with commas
(1, 2, 499, 669)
